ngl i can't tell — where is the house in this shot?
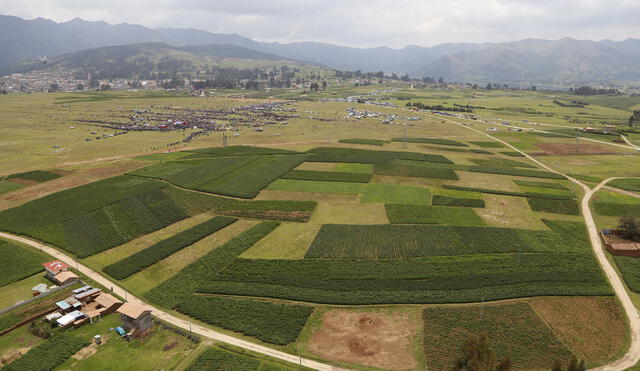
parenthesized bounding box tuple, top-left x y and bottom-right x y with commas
(117, 303, 153, 340)
(53, 271, 79, 285)
(93, 293, 123, 315)
(43, 260, 69, 279)
(57, 310, 86, 328)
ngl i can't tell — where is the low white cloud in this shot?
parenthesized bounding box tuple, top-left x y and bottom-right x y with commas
(0, 0, 638, 47)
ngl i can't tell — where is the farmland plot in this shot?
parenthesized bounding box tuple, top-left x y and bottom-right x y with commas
(282, 170, 372, 183)
(1, 332, 89, 371)
(423, 303, 573, 370)
(385, 204, 485, 225)
(0, 239, 48, 287)
(307, 147, 453, 164)
(175, 295, 312, 345)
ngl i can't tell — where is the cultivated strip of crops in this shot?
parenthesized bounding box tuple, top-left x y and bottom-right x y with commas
(8, 170, 62, 183)
(514, 180, 569, 190)
(145, 221, 279, 308)
(431, 195, 486, 208)
(469, 141, 506, 148)
(1, 332, 89, 371)
(527, 198, 580, 215)
(373, 163, 459, 180)
(385, 204, 485, 225)
(307, 147, 453, 164)
(423, 303, 573, 370)
(175, 295, 312, 345)
(0, 239, 48, 287)
(444, 185, 572, 200)
(282, 170, 372, 183)
(391, 137, 468, 147)
(186, 145, 302, 157)
(338, 138, 387, 146)
(103, 216, 238, 279)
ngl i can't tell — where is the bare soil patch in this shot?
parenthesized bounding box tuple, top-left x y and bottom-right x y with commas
(534, 142, 615, 155)
(308, 310, 417, 371)
(530, 297, 627, 364)
(71, 343, 98, 360)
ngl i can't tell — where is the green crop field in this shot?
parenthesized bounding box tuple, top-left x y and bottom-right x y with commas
(385, 204, 485, 225)
(0, 239, 48, 287)
(338, 138, 387, 146)
(282, 169, 372, 183)
(145, 221, 279, 308)
(423, 302, 573, 370)
(103, 216, 237, 279)
(176, 295, 312, 345)
(1, 332, 89, 371)
(1, 85, 637, 370)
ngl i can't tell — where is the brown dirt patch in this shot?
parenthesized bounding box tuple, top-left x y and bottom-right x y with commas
(530, 297, 627, 364)
(534, 142, 616, 155)
(308, 310, 418, 371)
(71, 343, 98, 360)
(163, 340, 179, 351)
(7, 178, 38, 186)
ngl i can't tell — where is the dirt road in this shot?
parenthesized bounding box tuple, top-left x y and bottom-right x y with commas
(0, 232, 344, 371)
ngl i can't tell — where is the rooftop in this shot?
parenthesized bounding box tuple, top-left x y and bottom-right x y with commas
(117, 303, 151, 319)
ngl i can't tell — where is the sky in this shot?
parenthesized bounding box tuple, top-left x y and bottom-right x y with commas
(0, 0, 639, 48)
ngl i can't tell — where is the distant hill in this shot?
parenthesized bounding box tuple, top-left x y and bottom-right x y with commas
(1, 42, 299, 79)
(2, 15, 640, 85)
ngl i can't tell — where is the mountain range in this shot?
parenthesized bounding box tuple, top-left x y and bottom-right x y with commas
(2, 14, 640, 86)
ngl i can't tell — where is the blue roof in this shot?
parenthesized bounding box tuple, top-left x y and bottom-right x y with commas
(56, 300, 71, 310)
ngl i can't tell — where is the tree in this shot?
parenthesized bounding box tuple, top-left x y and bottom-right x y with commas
(451, 334, 512, 371)
(486, 83, 493, 90)
(619, 216, 640, 242)
(75, 83, 84, 91)
(47, 83, 59, 92)
(629, 110, 640, 128)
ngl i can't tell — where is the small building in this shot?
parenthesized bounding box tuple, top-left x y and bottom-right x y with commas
(43, 260, 69, 279)
(117, 303, 153, 340)
(93, 293, 123, 315)
(53, 271, 79, 285)
(57, 310, 86, 328)
(32, 283, 49, 296)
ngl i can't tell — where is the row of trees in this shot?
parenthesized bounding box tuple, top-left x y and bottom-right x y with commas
(570, 86, 621, 96)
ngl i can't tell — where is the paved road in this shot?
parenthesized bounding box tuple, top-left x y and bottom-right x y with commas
(0, 232, 344, 371)
(435, 115, 640, 370)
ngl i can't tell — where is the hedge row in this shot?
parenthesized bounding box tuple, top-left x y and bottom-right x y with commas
(103, 216, 238, 280)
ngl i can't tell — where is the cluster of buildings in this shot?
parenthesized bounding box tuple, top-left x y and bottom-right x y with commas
(602, 230, 640, 257)
(37, 260, 153, 340)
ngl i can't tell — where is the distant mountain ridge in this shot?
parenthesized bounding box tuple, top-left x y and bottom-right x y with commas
(2, 14, 640, 85)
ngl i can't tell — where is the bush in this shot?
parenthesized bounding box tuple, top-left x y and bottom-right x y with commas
(103, 216, 237, 279)
(176, 296, 312, 345)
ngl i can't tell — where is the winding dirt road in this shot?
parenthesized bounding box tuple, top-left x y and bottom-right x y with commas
(0, 232, 343, 371)
(435, 114, 640, 370)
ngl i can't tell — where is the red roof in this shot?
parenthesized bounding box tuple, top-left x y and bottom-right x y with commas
(43, 260, 69, 273)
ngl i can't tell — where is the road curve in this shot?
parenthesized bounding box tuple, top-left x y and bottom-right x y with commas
(435, 115, 640, 370)
(0, 232, 344, 371)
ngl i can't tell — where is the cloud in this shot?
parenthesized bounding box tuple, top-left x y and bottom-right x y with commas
(0, 0, 638, 47)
